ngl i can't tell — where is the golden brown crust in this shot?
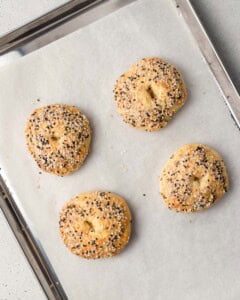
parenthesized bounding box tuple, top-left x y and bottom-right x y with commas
(25, 104, 91, 176)
(114, 57, 187, 131)
(59, 191, 132, 259)
(160, 144, 229, 212)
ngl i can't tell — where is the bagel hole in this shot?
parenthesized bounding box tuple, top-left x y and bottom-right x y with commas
(83, 220, 94, 232)
(51, 135, 60, 142)
(193, 176, 200, 182)
(146, 85, 155, 99)
(192, 176, 202, 187)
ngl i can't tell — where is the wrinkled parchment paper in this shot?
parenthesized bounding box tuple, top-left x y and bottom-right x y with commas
(0, 0, 240, 299)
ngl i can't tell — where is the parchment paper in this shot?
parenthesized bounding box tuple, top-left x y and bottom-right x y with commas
(0, 0, 240, 299)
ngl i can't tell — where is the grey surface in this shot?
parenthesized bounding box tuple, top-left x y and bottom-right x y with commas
(0, 0, 69, 37)
(0, 211, 46, 300)
(0, 0, 239, 299)
(192, 0, 240, 93)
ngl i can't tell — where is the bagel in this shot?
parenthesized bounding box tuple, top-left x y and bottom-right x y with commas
(160, 144, 229, 212)
(25, 104, 91, 176)
(59, 191, 132, 259)
(114, 57, 187, 131)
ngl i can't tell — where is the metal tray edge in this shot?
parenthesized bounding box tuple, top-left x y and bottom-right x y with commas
(176, 0, 240, 130)
(0, 176, 67, 300)
(0, 0, 104, 55)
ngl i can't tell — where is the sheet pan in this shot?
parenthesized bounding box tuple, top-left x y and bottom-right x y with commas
(0, 0, 240, 299)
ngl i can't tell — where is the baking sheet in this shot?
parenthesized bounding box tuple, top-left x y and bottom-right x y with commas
(0, 0, 240, 299)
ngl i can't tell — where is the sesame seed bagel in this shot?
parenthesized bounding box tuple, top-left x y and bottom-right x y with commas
(59, 191, 132, 259)
(25, 104, 91, 176)
(114, 57, 187, 131)
(160, 144, 229, 212)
